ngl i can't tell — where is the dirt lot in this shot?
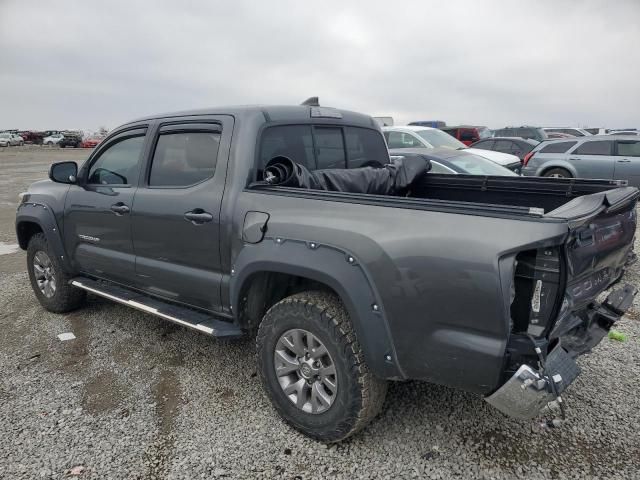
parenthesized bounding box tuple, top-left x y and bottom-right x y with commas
(1, 147, 639, 480)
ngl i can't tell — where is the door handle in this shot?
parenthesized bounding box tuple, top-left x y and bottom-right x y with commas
(110, 203, 130, 215)
(617, 159, 632, 163)
(184, 209, 213, 224)
(569, 158, 581, 161)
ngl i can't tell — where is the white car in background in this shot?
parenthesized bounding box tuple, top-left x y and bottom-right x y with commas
(43, 133, 64, 146)
(381, 126, 523, 173)
(0, 132, 24, 146)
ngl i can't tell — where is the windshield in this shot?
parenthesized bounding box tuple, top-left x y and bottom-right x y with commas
(416, 129, 466, 149)
(0, 133, 10, 138)
(478, 127, 492, 139)
(447, 154, 517, 176)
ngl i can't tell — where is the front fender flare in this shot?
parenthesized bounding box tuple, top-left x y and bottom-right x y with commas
(16, 202, 72, 273)
(230, 237, 405, 380)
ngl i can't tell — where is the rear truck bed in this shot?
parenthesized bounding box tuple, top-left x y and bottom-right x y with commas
(245, 167, 638, 422)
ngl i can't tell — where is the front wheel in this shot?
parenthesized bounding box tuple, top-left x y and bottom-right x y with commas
(27, 233, 86, 313)
(543, 167, 572, 178)
(256, 291, 387, 442)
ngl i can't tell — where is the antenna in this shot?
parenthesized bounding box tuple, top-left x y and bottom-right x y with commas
(301, 97, 319, 107)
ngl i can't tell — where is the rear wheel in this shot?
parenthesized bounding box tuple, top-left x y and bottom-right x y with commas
(543, 167, 572, 178)
(256, 291, 387, 442)
(27, 233, 86, 313)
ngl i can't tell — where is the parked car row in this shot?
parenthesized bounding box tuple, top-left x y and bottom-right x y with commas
(0, 130, 105, 148)
(382, 126, 523, 174)
(381, 121, 640, 187)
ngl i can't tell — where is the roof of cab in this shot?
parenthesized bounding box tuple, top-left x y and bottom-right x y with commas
(124, 104, 378, 128)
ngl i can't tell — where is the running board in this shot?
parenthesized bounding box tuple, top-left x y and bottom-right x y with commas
(70, 277, 243, 339)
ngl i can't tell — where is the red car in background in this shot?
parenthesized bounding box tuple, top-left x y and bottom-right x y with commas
(441, 125, 492, 146)
(81, 137, 103, 148)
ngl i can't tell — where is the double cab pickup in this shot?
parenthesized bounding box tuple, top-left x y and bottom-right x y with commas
(16, 103, 638, 441)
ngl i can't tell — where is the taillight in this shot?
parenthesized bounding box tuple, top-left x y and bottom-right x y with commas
(522, 151, 535, 166)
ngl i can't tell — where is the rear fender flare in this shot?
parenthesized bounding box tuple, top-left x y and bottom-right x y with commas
(16, 202, 72, 273)
(230, 237, 404, 379)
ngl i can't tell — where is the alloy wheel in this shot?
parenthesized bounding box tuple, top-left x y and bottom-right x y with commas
(274, 328, 337, 414)
(33, 251, 57, 298)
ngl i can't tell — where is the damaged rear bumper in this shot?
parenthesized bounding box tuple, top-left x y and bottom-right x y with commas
(485, 283, 636, 419)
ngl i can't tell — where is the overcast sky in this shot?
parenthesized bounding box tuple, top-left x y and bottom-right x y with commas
(1, 0, 638, 131)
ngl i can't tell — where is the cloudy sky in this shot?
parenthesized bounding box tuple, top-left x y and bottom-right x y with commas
(1, 0, 638, 131)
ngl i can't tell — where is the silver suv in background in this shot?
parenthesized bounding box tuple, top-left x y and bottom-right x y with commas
(521, 135, 640, 186)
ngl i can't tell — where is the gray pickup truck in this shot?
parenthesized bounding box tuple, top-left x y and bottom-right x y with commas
(16, 102, 638, 442)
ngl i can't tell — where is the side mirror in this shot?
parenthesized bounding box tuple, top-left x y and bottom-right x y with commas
(49, 161, 77, 184)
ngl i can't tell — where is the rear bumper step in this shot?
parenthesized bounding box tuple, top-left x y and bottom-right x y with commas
(70, 277, 243, 338)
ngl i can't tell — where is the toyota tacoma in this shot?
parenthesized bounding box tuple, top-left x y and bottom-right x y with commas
(16, 101, 638, 441)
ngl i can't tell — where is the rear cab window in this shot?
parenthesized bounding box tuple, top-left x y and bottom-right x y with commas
(258, 124, 388, 177)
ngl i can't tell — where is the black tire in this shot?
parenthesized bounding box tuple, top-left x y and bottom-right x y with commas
(256, 291, 387, 442)
(543, 167, 572, 178)
(27, 233, 86, 313)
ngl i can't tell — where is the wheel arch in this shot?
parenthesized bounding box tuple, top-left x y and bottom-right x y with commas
(16, 202, 72, 273)
(536, 160, 576, 177)
(230, 238, 405, 380)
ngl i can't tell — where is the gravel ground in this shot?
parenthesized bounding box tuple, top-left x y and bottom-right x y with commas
(0, 147, 639, 479)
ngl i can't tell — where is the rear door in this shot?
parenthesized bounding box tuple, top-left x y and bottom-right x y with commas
(131, 117, 233, 311)
(613, 139, 640, 186)
(567, 140, 615, 180)
(64, 127, 148, 284)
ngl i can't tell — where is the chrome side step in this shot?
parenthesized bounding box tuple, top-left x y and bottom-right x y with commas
(70, 277, 243, 339)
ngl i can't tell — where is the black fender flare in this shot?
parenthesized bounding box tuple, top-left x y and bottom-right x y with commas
(230, 236, 405, 380)
(15, 202, 73, 273)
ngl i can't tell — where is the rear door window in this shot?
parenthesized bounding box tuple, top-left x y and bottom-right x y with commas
(573, 140, 613, 155)
(474, 139, 494, 149)
(149, 131, 220, 187)
(539, 141, 577, 154)
(616, 141, 640, 157)
(494, 140, 513, 153)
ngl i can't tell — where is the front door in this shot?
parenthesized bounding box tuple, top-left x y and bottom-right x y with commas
(131, 118, 232, 312)
(613, 139, 640, 187)
(63, 128, 148, 284)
